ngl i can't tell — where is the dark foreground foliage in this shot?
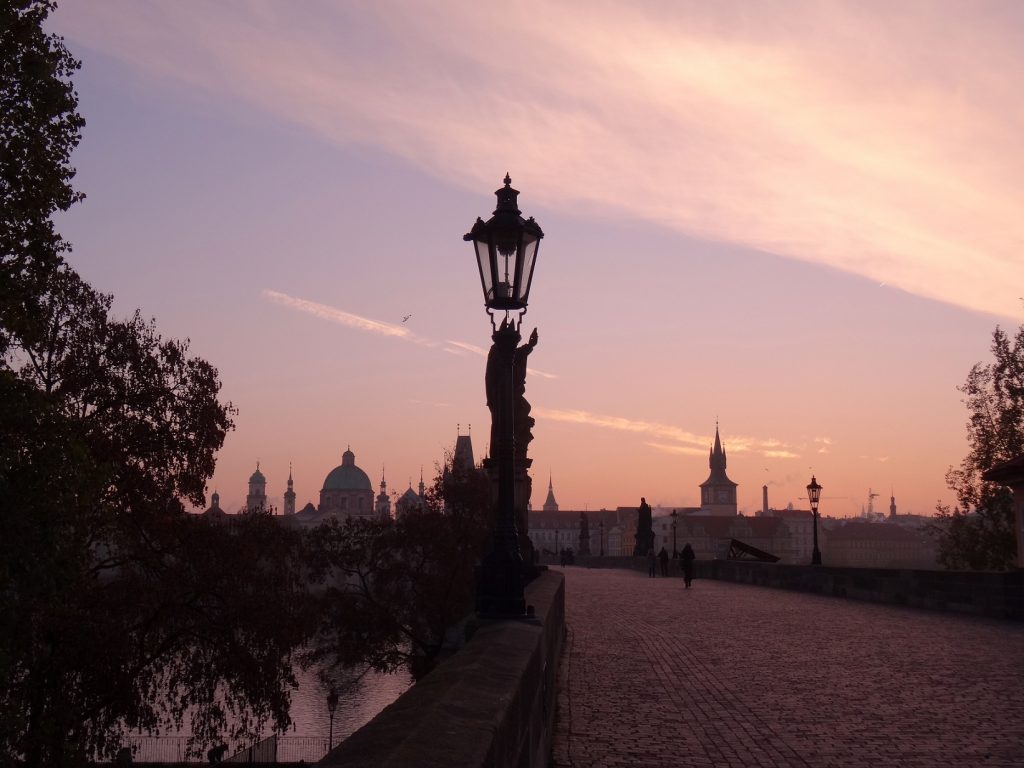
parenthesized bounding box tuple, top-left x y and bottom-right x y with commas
(302, 464, 493, 682)
(1, 3, 307, 764)
(2, 3, 499, 763)
(932, 324, 1024, 570)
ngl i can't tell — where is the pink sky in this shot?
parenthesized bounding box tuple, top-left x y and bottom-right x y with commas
(50, 2, 1023, 516)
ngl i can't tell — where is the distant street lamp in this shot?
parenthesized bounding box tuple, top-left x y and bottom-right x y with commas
(671, 510, 678, 557)
(326, 688, 339, 750)
(599, 520, 605, 557)
(807, 475, 822, 566)
(466, 174, 544, 617)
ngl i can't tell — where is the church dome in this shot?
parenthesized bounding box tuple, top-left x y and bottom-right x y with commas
(322, 448, 372, 491)
(249, 466, 265, 484)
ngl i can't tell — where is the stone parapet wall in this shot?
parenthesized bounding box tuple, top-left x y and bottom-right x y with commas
(320, 570, 565, 767)
(578, 556, 1024, 620)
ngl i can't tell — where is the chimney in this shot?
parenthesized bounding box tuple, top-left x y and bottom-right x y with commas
(762, 485, 769, 516)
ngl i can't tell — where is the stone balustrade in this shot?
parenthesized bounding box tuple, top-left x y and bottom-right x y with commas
(321, 569, 565, 767)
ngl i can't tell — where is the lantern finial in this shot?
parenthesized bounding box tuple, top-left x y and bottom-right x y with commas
(504, 172, 512, 186)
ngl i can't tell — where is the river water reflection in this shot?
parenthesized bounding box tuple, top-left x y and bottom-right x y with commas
(287, 662, 411, 747)
(125, 662, 411, 763)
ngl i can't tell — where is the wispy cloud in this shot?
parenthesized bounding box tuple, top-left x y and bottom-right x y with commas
(444, 340, 487, 356)
(764, 450, 800, 459)
(647, 442, 709, 457)
(536, 407, 798, 458)
(58, 3, 1024, 318)
(263, 289, 411, 339)
(263, 290, 558, 376)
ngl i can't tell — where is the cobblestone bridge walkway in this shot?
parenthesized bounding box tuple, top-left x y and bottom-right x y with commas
(552, 567, 1024, 768)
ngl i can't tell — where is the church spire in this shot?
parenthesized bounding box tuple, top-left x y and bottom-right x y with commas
(710, 422, 726, 470)
(283, 462, 296, 516)
(700, 421, 737, 515)
(543, 472, 559, 512)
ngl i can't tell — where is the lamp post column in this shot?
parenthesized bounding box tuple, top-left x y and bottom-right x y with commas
(465, 174, 544, 618)
(326, 689, 338, 751)
(807, 475, 822, 566)
(477, 321, 526, 615)
(671, 510, 678, 558)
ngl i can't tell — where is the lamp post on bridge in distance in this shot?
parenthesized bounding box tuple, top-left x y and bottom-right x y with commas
(465, 174, 544, 617)
(671, 510, 678, 558)
(326, 688, 338, 750)
(807, 475, 822, 566)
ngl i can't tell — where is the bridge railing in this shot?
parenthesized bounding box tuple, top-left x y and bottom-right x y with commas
(578, 555, 1024, 620)
(320, 569, 566, 767)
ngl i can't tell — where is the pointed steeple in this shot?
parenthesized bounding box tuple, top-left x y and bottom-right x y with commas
(543, 472, 559, 512)
(283, 462, 296, 515)
(710, 422, 726, 470)
(376, 464, 391, 519)
(418, 466, 425, 497)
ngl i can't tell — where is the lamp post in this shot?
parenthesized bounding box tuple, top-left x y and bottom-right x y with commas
(466, 174, 544, 617)
(807, 475, 822, 565)
(670, 509, 678, 557)
(599, 520, 605, 557)
(326, 688, 339, 750)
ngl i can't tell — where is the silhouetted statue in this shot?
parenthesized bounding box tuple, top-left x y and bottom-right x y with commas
(634, 497, 654, 556)
(578, 511, 591, 556)
(513, 327, 538, 462)
(485, 318, 520, 456)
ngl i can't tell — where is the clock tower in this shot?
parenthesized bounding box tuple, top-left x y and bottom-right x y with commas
(699, 423, 738, 516)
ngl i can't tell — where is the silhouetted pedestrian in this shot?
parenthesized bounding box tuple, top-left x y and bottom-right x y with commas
(559, 548, 567, 567)
(647, 547, 656, 577)
(658, 546, 669, 576)
(680, 543, 695, 588)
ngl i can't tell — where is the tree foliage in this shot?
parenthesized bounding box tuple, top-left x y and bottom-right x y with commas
(1, 4, 309, 764)
(303, 464, 493, 681)
(933, 324, 1024, 570)
(1, 0, 85, 356)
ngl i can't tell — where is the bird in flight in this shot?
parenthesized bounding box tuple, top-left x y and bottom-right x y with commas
(402, 314, 412, 323)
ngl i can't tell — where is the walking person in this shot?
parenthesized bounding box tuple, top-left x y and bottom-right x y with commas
(658, 546, 669, 577)
(647, 547, 657, 578)
(680, 542, 695, 588)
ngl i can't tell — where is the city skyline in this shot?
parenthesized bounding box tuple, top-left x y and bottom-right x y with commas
(49, 2, 1023, 517)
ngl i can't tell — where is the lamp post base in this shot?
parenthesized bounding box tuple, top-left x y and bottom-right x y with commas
(812, 549, 822, 565)
(475, 552, 526, 617)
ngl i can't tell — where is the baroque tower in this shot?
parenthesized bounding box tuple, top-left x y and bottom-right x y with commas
(246, 463, 267, 512)
(699, 423, 738, 516)
(283, 463, 296, 516)
(376, 467, 391, 519)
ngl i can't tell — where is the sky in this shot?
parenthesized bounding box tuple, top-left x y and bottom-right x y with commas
(49, 1, 1024, 517)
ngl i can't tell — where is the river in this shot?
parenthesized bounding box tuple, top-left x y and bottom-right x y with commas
(121, 663, 411, 763)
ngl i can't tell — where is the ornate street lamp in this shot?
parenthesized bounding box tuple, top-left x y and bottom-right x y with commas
(326, 688, 339, 750)
(671, 510, 678, 558)
(466, 174, 545, 617)
(807, 475, 822, 565)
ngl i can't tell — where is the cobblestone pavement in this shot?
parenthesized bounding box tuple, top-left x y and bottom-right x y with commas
(551, 567, 1024, 768)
